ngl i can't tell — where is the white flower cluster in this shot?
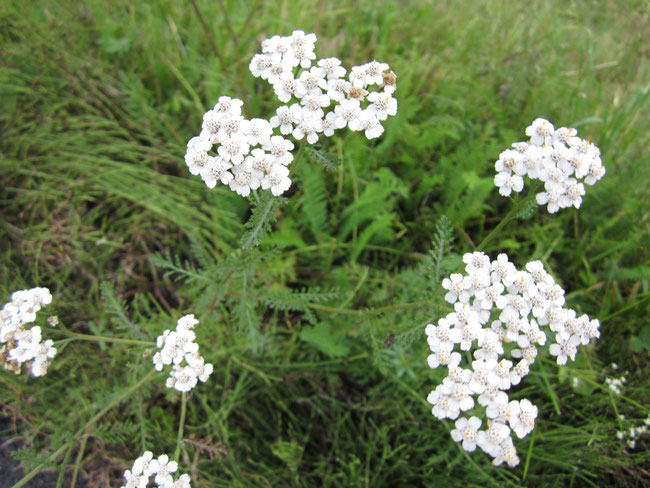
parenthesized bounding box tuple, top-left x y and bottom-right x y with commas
(0, 287, 56, 377)
(494, 118, 605, 213)
(121, 451, 191, 488)
(252, 31, 397, 142)
(153, 315, 213, 392)
(425, 252, 601, 467)
(185, 98, 293, 197)
(616, 414, 650, 450)
(605, 374, 627, 395)
(184, 30, 397, 197)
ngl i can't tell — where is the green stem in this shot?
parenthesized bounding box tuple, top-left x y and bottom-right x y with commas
(55, 442, 74, 488)
(62, 332, 154, 347)
(83, 369, 157, 432)
(477, 183, 542, 251)
(173, 392, 188, 463)
(305, 302, 364, 316)
(70, 433, 88, 488)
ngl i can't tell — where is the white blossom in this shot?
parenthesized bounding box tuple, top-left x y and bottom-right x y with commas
(333, 99, 362, 129)
(525, 118, 554, 146)
(327, 78, 351, 102)
(349, 110, 384, 139)
(451, 416, 482, 452)
(262, 164, 292, 196)
(200, 157, 233, 188)
(318, 57, 346, 79)
(265, 135, 295, 166)
(229, 158, 263, 197)
(270, 105, 297, 135)
(367, 91, 397, 120)
(442, 273, 468, 303)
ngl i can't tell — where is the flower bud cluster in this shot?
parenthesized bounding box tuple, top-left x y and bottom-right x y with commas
(494, 118, 605, 213)
(153, 315, 213, 392)
(184, 30, 397, 197)
(616, 414, 650, 450)
(605, 374, 627, 395)
(121, 451, 191, 488)
(426, 252, 601, 467)
(0, 287, 56, 377)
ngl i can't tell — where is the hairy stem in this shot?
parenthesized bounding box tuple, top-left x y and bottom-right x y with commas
(173, 392, 188, 463)
(62, 331, 154, 347)
(477, 182, 542, 251)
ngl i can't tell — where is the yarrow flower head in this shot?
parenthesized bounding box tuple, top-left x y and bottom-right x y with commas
(121, 451, 192, 488)
(493, 118, 605, 213)
(153, 315, 213, 392)
(185, 30, 398, 197)
(425, 253, 601, 467)
(1, 287, 56, 377)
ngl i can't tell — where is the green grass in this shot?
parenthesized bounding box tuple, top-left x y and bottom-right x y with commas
(1, 0, 649, 486)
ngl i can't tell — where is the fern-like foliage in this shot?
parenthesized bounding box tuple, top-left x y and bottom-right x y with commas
(240, 192, 287, 249)
(150, 253, 208, 282)
(299, 164, 328, 240)
(94, 421, 140, 444)
(426, 215, 455, 285)
(236, 271, 263, 350)
(350, 213, 395, 262)
(338, 168, 407, 242)
(306, 146, 342, 171)
(99, 281, 147, 339)
(12, 446, 59, 470)
(516, 197, 538, 220)
(259, 287, 342, 324)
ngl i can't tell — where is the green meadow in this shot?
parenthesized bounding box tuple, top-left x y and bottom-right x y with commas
(1, 0, 648, 486)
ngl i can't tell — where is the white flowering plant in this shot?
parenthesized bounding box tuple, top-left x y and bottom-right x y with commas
(426, 252, 600, 467)
(0, 287, 56, 377)
(493, 118, 606, 213)
(153, 314, 214, 392)
(184, 30, 397, 199)
(4, 3, 648, 487)
(121, 451, 191, 488)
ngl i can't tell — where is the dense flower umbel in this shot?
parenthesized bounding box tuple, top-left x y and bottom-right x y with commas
(184, 30, 397, 197)
(0, 287, 56, 377)
(121, 451, 192, 488)
(153, 315, 213, 392)
(493, 118, 605, 213)
(426, 253, 601, 467)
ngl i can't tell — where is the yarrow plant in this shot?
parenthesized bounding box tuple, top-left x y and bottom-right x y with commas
(493, 118, 606, 213)
(184, 30, 397, 196)
(0, 287, 56, 377)
(426, 252, 601, 466)
(121, 451, 191, 488)
(153, 314, 213, 392)
(616, 413, 650, 450)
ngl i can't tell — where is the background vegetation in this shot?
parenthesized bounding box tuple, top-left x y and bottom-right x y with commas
(1, 0, 648, 486)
